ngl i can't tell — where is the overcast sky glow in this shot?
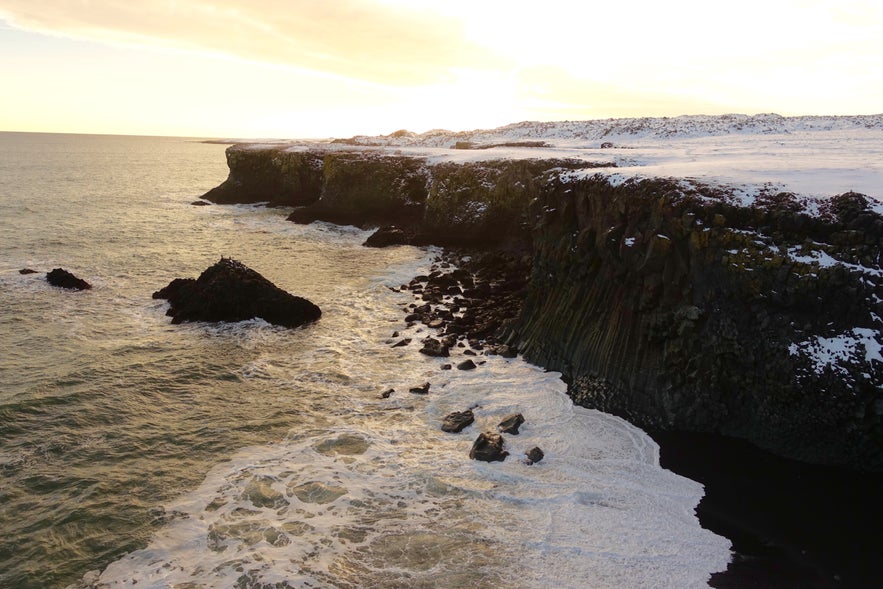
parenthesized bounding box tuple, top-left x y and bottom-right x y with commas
(1, 0, 880, 138)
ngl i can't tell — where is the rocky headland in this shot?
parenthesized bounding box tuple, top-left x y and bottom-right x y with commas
(199, 115, 883, 587)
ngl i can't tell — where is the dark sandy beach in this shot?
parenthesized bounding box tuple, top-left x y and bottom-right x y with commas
(652, 431, 883, 589)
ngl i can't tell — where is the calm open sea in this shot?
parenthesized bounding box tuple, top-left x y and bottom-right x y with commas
(0, 131, 730, 588)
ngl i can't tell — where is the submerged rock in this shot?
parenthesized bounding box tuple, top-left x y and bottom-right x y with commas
(456, 359, 477, 371)
(46, 268, 92, 290)
(441, 410, 475, 433)
(19, 268, 38, 275)
(498, 413, 525, 435)
(409, 382, 431, 395)
(153, 257, 321, 328)
(525, 447, 545, 465)
(363, 225, 413, 248)
(469, 432, 508, 462)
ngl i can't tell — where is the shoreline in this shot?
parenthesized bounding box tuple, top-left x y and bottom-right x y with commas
(652, 430, 883, 588)
(399, 247, 883, 588)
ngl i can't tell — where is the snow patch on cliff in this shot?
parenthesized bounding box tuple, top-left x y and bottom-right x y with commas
(790, 328, 883, 376)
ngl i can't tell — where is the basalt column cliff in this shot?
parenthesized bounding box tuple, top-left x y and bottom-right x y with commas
(201, 142, 883, 470)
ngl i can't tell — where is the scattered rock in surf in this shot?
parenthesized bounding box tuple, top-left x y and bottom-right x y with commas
(488, 344, 518, 358)
(441, 364, 452, 370)
(463, 349, 477, 356)
(419, 337, 450, 357)
(391, 338, 411, 348)
(498, 413, 525, 435)
(441, 409, 474, 433)
(363, 225, 413, 248)
(456, 359, 477, 371)
(469, 432, 508, 462)
(46, 268, 92, 290)
(153, 257, 321, 328)
(409, 382, 431, 395)
(381, 388, 394, 399)
(19, 268, 38, 275)
(191, 200, 211, 206)
(525, 447, 545, 465)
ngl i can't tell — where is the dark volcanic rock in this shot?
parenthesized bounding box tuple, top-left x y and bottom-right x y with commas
(498, 413, 525, 435)
(419, 337, 450, 357)
(153, 258, 321, 328)
(391, 338, 412, 348)
(469, 432, 508, 462)
(409, 382, 431, 395)
(19, 268, 38, 275)
(441, 410, 475, 433)
(363, 225, 413, 248)
(46, 268, 92, 290)
(191, 200, 211, 206)
(456, 359, 477, 371)
(525, 447, 545, 465)
(381, 388, 394, 399)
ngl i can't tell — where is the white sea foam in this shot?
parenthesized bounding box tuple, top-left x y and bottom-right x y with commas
(92, 257, 730, 589)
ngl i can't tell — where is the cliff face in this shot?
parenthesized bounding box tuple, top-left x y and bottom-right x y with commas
(509, 177, 882, 468)
(202, 145, 883, 469)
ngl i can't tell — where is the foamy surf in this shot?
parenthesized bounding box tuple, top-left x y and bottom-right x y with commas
(86, 265, 730, 589)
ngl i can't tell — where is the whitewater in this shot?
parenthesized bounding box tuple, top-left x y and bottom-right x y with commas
(0, 131, 729, 588)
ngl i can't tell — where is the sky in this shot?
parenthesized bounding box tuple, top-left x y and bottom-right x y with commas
(0, 0, 881, 138)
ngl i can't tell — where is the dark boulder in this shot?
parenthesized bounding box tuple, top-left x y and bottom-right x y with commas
(469, 432, 508, 462)
(498, 413, 525, 435)
(441, 410, 475, 433)
(380, 388, 395, 399)
(419, 337, 450, 357)
(391, 338, 412, 348)
(19, 268, 38, 275)
(409, 382, 431, 395)
(456, 359, 477, 371)
(525, 447, 545, 465)
(152, 258, 321, 328)
(363, 225, 413, 248)
(46, 268, 92, 290)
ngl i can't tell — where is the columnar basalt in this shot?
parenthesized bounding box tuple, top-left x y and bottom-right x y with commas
(201, 145, 883, 469)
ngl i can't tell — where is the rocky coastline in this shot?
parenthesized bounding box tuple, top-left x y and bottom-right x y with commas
(200, 139, 883, 587)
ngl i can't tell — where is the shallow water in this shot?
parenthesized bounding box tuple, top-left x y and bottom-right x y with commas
(0, 132, 730, 588)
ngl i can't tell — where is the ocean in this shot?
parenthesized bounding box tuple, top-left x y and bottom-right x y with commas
(0, 132, 730, 588)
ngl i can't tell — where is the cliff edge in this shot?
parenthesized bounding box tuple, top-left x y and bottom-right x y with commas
(199, 116, 882, 470)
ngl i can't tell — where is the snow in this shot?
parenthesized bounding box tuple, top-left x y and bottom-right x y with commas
(273, 114, 882, 206)
(790, 328, 883, 376)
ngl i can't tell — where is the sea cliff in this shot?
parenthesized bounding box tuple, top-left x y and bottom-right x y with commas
(201, 139, 882, 471)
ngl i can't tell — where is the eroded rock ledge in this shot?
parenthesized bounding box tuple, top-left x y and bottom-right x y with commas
(202, 145, 883, 470)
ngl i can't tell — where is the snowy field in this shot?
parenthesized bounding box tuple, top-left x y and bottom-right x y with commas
(278, 113, 883, 209)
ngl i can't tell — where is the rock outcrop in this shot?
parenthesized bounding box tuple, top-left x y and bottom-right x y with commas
(201, 146, 883, 470)
(153, 258, 321, 328)
(46, 268, 92, 290)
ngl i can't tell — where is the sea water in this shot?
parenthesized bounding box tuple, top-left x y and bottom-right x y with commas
(0, 132, 730, 588)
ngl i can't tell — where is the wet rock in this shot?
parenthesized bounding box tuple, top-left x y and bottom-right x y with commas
(441, 409, 475, 433)
(469, 432, 508, 462)
(456, 359, 477, 371)
(153, 257, 321, 328)
(525, 447, 545, 465)
(419, 337, 450, 357)
(191, 200, 211, 206)
(363, 225, 413, 247)
(381, 388, 394, 399)
(46, 268, 92, 290)
(409, 382, 431, 395)
(441, 364, 452, 370)
(391, 338, 411, 348)
(498, 413, 525, 435)
(19, 268, 38, 275)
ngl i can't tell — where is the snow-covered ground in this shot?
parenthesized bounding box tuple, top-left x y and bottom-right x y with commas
(297, 113, 883, 209)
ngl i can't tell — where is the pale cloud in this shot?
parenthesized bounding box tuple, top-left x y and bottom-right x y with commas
(0, 0, 505, 85)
